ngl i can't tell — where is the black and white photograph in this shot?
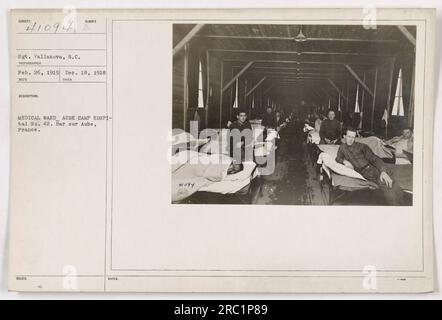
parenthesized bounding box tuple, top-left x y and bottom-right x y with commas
(172, 24, 416, 206)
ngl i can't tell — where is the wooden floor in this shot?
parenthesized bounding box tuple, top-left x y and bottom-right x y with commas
(254, 130, 328, 206)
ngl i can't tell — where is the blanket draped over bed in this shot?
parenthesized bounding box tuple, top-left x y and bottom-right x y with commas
(172, 150, 257, 202)
(355, 136, 393, 159)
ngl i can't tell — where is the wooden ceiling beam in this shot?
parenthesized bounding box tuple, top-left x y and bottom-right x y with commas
(246, 77, 267, 97)
(197, 34, 398, 44)
(247, 71, 347, 76)
(222, 58, 376, 66)
(210, 48, 391, 58)
(173, 24, 205, 57)
(251, 66, 343, 70)
(396, 26, 416, 46)
(237, 64, 367, 74)
(274, 76, 346, 81)
(344, 64, 374, 97)
(327, 79, 349, 102)
(262, 85, 274, 96)
(222, 61, 254, 92)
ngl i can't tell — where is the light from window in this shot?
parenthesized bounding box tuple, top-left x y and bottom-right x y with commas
(391, 68, 405, 116)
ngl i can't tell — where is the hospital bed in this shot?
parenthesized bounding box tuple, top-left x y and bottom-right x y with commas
(181, 165, 261, 204)
(171, 130, 264, 204)
(313, 143, 413, 205)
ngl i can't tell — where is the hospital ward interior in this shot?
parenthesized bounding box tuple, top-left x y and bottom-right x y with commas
(171, 24, 415, 205)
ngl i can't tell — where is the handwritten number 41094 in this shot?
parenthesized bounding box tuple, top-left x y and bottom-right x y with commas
(25, 20, 76, 34)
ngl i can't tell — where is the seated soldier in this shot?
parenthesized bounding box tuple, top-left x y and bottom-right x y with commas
(320, 109, 341, 144)
(336, 127, 404, 205)
(228, 109, 253, 163)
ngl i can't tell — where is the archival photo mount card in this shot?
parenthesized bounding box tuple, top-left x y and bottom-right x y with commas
(8, 8, 436, 292)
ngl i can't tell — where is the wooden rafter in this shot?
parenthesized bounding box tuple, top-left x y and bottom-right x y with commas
(222, 58, 376, 66)
(173, 24, 205, 57)
(222, 61, 254, 92)
(211, 48, 391, 58)
(344, 64, 374, 97)
(327, 79, 348, 102)
(197, 34, 398, 44)
(246, 77, 267, 97)
(396, 26, 416, 46)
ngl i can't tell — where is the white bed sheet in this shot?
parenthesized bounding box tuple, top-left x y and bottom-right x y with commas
(199, 162, 257, 194)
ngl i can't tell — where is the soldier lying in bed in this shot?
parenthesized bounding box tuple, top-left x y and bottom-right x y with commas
(336, 127, 405, 205)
